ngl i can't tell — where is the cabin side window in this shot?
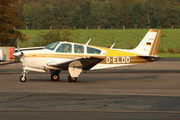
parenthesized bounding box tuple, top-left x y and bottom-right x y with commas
(74, 44, 84, 54)
(87, 47, 101, 54)
(56, 43, 72, 53)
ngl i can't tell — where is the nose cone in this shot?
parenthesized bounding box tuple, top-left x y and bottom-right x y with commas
(13, 52, 22, 57)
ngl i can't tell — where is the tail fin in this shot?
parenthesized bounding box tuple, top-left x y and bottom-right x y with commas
(131, 29, 162, 55)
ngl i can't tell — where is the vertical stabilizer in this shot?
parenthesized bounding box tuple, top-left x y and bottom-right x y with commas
(131, 29, 162, 55)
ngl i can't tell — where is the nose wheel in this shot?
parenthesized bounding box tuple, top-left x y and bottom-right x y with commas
(20, 75, 27, 82)
(19, 69, 28, 82)
(51, 73, 60, 81)
(68, 75, 77, 82)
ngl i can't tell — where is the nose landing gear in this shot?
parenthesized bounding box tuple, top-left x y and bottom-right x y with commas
(20, 75, 27, 82)
(20, 69, 28, 82)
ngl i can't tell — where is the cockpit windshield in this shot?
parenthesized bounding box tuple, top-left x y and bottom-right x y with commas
(44, 42, 60, 50)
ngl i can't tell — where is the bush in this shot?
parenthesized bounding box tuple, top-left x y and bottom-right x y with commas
(158, 49, 166, 53)
(168, 48, 175, 53)
(175, 48, 180, 53)
(38, 29, 79, 46)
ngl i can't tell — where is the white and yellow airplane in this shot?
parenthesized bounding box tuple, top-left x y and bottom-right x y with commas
(13, 29, 162, 82)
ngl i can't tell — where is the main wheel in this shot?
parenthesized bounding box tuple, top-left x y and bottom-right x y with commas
(68, 75, 77, 82)
(51, 73, 59, 81)
(20, 75, 27, 82)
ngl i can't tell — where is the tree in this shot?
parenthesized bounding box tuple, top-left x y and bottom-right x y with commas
(118, 3, 129, 28)
(41, 4, 53, 29)
(167, 5, 180, 27)
(52, 2, 64, 28)
(91, 1, 103, 28)
(79, 1, 91, 28)
(144, 0, 154, 26)
(39, 29, 79, 46)
(0, 0, 25, 45)
(152, 0, 168, 28)
(101, 1, 111, 28)
(5, 0, 180, 30)
(61, 2, 77, 26)
(129, 2, 147, 28)
(22, 4, 32, 28)
(29, 2, 45, 29)
(113, 0, 135, 28)
(108, 3, 117, 28)
(69, 7, 81, 27)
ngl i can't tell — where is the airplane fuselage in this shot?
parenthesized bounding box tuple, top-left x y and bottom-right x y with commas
(21, 46, 154, 71)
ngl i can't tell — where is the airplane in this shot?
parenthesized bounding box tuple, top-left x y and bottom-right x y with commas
(13, 29, 162, 82)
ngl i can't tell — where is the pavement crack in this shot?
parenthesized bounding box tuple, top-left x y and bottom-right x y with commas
(97, 104, 108, 109)
(0, 95, 33, 103)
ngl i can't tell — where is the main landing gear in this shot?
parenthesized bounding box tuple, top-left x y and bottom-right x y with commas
(51, 73, 59, 81)
(50, 74, 77, 82)
(50, 70, 61, 81)
(50, 70, 78, 82)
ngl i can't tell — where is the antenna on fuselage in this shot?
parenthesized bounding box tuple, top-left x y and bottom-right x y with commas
(110, 43, 115, 49)
(85, 39, 91, 45)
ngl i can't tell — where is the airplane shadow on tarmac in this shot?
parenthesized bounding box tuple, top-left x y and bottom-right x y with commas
(116, 75, 159, 80)
(28, 75, 159, 82)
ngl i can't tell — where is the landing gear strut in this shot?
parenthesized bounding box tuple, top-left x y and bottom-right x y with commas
(68, 75, 77, 82)
(20, 69, 28, 82)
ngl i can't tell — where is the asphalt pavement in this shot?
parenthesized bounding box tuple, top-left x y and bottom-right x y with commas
(0, 58, 180, 120)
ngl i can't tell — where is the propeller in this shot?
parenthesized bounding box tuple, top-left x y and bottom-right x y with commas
(13, 38, 23, 58)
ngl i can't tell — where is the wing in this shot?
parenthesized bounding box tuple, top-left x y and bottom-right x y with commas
(47, 57, 104, 70)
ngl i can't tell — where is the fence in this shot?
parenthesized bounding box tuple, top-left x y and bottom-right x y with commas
(15, 25, 176, 30)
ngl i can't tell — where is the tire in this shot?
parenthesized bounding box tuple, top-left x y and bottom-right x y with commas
(68, 75, 77, 82)
(51, 73, 59, 81)
(20, 75, 27, 82)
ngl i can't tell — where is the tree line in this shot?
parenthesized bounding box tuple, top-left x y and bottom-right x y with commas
(17, 0, 180, 29)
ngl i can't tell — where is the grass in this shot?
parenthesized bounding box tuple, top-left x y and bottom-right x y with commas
(18, 29, 149, 48)
(158, 53, 180, 58)
(17, 28, 180, 58)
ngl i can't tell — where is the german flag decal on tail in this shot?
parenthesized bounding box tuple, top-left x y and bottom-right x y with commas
(146, 42, 151, 46)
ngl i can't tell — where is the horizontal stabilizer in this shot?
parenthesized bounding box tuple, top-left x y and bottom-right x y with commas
(138, 55, 162, 62)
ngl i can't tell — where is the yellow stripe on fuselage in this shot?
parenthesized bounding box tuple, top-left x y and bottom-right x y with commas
(24, 53, 104, 59)
(88, 45, 139, 56)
